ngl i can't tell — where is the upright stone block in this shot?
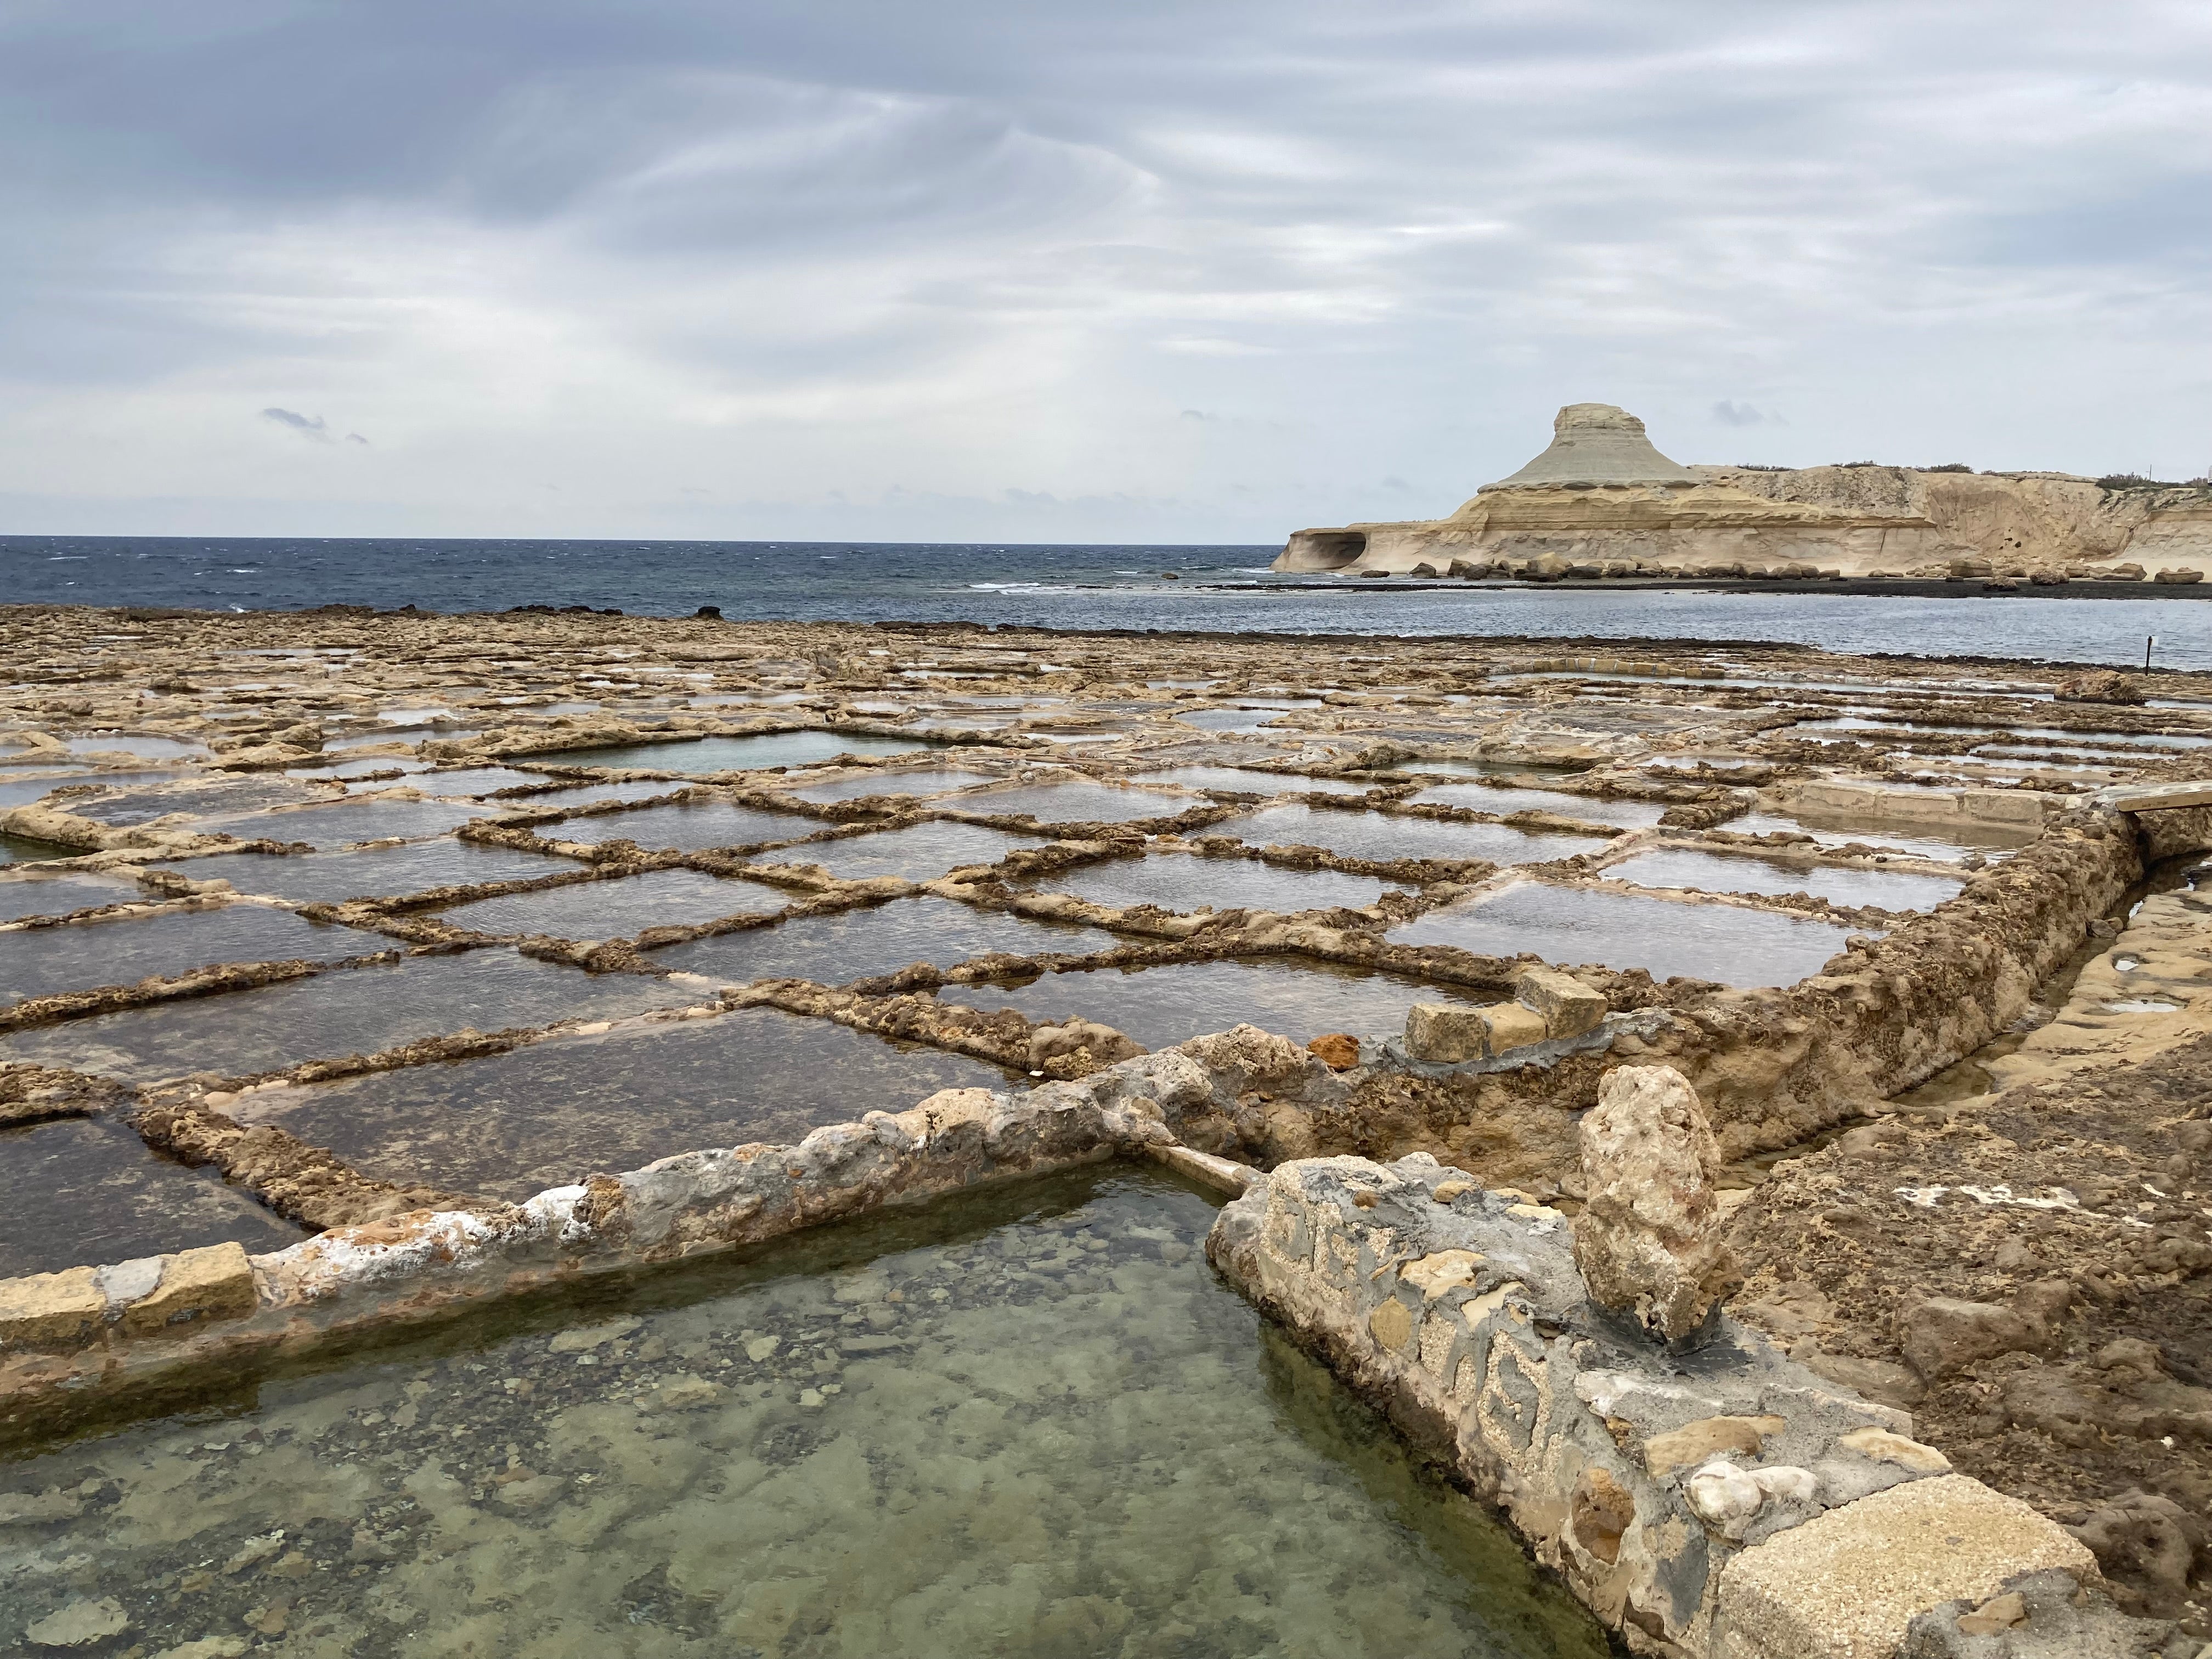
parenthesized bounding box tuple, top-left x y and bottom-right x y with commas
(0, 1266, 106, 1350)
(1513, 965, 1607, 1039)
(119, 1242, 258, 1338)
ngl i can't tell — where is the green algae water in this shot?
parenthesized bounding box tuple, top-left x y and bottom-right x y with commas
(0, 1167, 1606, 1657)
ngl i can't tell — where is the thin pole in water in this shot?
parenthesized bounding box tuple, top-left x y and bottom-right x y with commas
(2146, 636, 2155, 671)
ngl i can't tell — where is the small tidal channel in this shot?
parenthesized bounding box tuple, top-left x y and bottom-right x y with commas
(0, 1167, 1606, 1658)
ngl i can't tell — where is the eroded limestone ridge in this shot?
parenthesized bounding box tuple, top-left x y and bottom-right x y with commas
(1277, 401, 2212, 580)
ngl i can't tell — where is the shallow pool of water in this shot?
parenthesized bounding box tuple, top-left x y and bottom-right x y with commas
(1028, 854, 1390, 916)
(0, 871, 140, 922)
(945, 958, 1492, 1049)
(538, 732, 939, 772)
(1728, 810, 2036, 860)
(154, 840, 575, 904)
(1213, 805, 1607, 867)
(434, 869, 791, 940)
(0, 949, 708, 1082)
(0, 905, 377, 1005)
(1390, 881, 1864, 986)
(649, 896, 1117, 985)
(410, 766, 567, 798)
(63, 776, 332, 828)
(0, 1115, 304, 1279)
(543, 800, 813, 853)
(1381, 758, 1582, 779)
(1174, 708, 1293, 733)
(0, 833, 80, 866)
(1405, 781, 1669, 830)
(783, 768, 1003, 803)
(232, 1007, 1024, 1200)
(5, 770, 187, 812)
(1127, 765, 1369, 796)
(957, 781, 1198, 823)
(60, 734, 206, 761)
(498, 777, 676, 811)
(791, 822, 1046, 882)
(200, 798, 489, 848)
(0, 1166, 1605, 1657)
(1605, 848, 1965, 912)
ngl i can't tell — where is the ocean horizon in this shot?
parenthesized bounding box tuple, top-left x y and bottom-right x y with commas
(5, 534, 2210, 672)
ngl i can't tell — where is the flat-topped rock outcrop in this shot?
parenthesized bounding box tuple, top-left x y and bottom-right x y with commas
(1278, 403, 2212, 580)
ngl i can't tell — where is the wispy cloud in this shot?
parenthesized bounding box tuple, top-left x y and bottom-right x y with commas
(1712, 400, 1779, 428)
(261, 407, 330, 441)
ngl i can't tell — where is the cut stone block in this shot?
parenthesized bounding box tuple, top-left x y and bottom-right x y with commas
(1404, 1002, 1488, 1062)
(118, 1242, 257, 1338)
(1404, 1001, 1547, 1062)
(1717, 1474, 2096, 1659)
(1513, 964, 1607, 1038)
(0, 1265, 105, 1349)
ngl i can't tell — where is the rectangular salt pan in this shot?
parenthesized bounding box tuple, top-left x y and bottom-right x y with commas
(199, 797, 488, 848)
(1604, 848, 1963, 912)
(957, 782, 1197, 822)
(434, 868, 791, 939)
(0, 947, 710, 1081)
(532, 732, 938, 771)
(945, 958, 1493, 1050)
(544, 800, 812, 851)
(0, 1115, 304, 1279)
(1406, 781, 1668, 830)
(1390, 881, 1864, 988)
(793, 822, 1045, 882)
(785, 769, 1002, 803)
(230, 1007, 1023, 1200)
(1213, 806, 1607, 866)
(648, 896, 1117, 985)
(0, 872, 140, 922)
(154, 840, 574, 904)
(0, 904, 376, 1006)
(1029, 854, 1387, 916)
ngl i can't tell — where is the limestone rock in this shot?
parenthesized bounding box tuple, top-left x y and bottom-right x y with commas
(118, 1242, 257, 1338)
(1900, 1297, 2043, 1381)
(1403, 1002, 1545, 1062)
(1570, 1064, 1739, 1342)
(1718, 1475, 2097, 1659)
(1305, 1032, 1360, 1070)
(0, 1266, 105, 1350)
(1513, 965, 1607, 1039)
(2053, 668, 2146, 705)
(25, 1598, 128, 1648)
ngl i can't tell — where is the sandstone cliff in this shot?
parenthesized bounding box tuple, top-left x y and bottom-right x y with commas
(1277, 404, 2212, 579)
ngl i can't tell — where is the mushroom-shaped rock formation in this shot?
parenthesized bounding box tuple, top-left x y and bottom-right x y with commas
(1274, 401, 1969, 577)
(1481, 402, 1702, 491)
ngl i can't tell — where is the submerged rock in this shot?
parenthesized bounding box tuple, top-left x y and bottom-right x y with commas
(1570, 1064, 1739, 1343)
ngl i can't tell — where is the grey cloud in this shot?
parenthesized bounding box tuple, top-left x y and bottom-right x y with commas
(346, 432, 370, 445)
(261, 407, 329, 439)
(4, 1, 2209, 535)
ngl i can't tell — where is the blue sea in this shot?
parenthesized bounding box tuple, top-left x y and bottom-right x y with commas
(5, 535, 2210, 672)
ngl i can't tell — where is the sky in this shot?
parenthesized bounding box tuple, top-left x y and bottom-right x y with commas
(2, 0, 2207, 543)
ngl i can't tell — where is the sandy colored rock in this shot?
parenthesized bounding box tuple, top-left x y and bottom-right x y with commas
(1403, 1002, 1488, 1062)
(2054, 669, 2147, 705)
(1513, 965, 1607, 1039)
(25, 1598, 129, 1648)
(117, 1242, 257, 1338)
(1839, 1426, 1952, 1473)
(1571, 1064, 1739, 1342)
(1718, 1475, 2096, 1659)
(1641, 1412, 1785, 1476)
(1305, 1032, 1361, 1070)
(0, 1266, 106, 1350)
